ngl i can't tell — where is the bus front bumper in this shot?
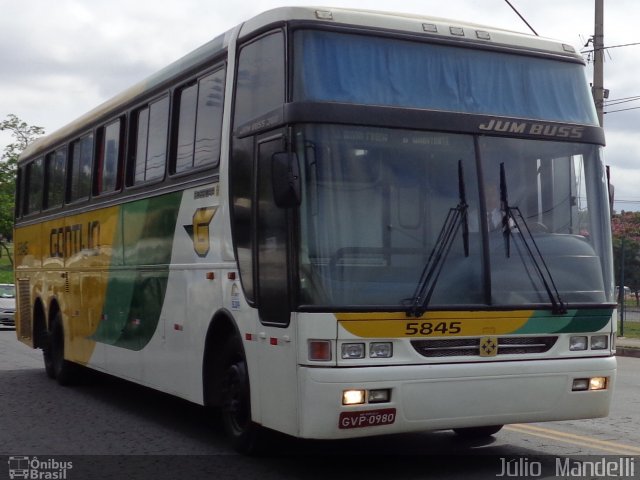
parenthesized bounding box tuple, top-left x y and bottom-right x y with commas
(296, 356, 617, 439)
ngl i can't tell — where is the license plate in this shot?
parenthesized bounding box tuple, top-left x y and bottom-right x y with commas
(339, 408, 396, 429)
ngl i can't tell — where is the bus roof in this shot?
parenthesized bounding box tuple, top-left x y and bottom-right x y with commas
(240, 6, 581, 57)
(20, 6, 583, 163)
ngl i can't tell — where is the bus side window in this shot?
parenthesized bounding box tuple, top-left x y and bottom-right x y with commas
(44, 148, 66, 209)
(15, 167, 23, 219)
(173, 67, 226, 174)
(174, 82, 198, 173)
(24, 157, 44, 215)
(194, 68, 224, 168)
(68, 134, 94, 203)
(96, 118, 123, 195)
(132, 96, 169, 185)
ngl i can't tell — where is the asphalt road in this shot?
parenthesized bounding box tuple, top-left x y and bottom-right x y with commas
(1, 328, 638, 480)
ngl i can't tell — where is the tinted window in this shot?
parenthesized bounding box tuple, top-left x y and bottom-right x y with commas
(25, 158, 44, 214)
(134, 96, 169, 184)
(97, 119, 122, 194)
(175, 68, 225, 173)
(69, 134, 93, 202)
(194, 69, 224, 168)
(234, 31, 285, 127)
(45, 148, 66, 209)
(175, 84, 198, 173)
(134, 107, 150, 183)
(15, 168, 22, 218)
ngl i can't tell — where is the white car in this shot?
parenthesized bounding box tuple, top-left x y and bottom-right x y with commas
(0, 284, 15, 328)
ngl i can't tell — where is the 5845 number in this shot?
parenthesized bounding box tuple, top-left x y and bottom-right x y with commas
(405, 321, 462, 336)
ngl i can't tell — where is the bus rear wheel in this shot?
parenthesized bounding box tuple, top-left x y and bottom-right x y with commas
(220, 336, 261, 454)
(49, 312, 79, 385)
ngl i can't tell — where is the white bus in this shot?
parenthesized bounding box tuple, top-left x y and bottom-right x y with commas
(15, 7, 616, 452)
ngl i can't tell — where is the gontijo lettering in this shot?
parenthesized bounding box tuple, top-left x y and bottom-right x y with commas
(49, 221, 100, 258)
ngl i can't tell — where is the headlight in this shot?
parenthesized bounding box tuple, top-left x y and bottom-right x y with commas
(370, 342, 393, 358)
(569, 336, 588, 351)
(590, 335, 608, 350)
(341, 343, 365, 359)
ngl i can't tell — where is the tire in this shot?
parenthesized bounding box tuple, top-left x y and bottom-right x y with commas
(453, 425, 504, 439)
(219, 336, 262, 454)
(50, 312, 79, 386)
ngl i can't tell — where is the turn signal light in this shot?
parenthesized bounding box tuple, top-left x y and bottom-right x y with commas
(309, 340, 332, 361)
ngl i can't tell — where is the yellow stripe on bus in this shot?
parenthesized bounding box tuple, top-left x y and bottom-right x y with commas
(15, 205, 121, 365)
(336, 311, 533, 338)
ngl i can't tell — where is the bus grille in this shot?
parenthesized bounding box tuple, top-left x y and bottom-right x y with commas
(411, 336, 558, 357)
(17, 279, 32, 340)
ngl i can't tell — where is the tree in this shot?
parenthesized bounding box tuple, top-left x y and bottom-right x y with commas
(612, 211, 640, 306)
(0, 114, 45, 246)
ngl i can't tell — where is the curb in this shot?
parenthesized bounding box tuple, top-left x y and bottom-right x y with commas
(616, 347, 640, 358)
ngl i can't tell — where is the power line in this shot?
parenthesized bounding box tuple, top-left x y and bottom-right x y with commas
(606, 97, 640, 107)
(503, 0, 538, 36)
(581, 41, 640, 54)
(606, 95, 640, 103)
(605, 105, 640, 114)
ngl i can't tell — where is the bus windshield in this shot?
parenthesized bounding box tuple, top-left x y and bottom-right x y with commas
(295, 124, 613, 310)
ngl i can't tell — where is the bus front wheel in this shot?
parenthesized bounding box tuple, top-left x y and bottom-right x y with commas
(453, 425, 504, 439)
(220, 336, 262, 453)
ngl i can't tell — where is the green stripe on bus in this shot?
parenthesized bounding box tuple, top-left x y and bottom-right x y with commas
(513, 309, 613, 335)
(92, 192, 182, 350)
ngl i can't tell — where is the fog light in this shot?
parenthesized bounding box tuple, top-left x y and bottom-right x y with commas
(341, 343, 365, 359)
(591, 335, 608, 350)
(589, 377, 607, 390)
(572, 378, 589, 391)
(368, 389, 391, 403)
(343, 389, 366, 405)
(309, 340, 332, 361)
(570, 336, 588, 351)
(572, 377, 608, 391)
(370, 342, 393, 358)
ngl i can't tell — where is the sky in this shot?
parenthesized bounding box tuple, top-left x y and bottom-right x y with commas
(1, 0, 639, 211)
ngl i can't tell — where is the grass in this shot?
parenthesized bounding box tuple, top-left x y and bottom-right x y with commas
(618, 320, 640, 339)
(618, 298, 640, 339)
(0, 243, 13, 284)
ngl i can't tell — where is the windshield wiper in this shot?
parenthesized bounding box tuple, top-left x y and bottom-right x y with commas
(408, 161, 469, 317)
(499, 163, 567, 314)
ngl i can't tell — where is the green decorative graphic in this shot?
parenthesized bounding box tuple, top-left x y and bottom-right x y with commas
(92, 192, 182, 350)
(513, 308, 613, 335)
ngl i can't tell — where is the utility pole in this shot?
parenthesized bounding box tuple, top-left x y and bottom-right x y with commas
(593, 0, 605, 126)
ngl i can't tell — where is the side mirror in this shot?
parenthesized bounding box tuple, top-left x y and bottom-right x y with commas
(272, 152, 301, 208)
